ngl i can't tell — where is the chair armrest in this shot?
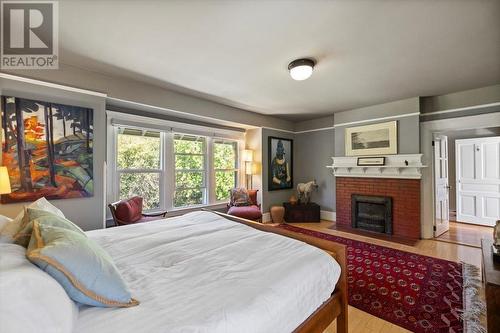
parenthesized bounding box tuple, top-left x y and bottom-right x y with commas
(142, 211, 168, 217)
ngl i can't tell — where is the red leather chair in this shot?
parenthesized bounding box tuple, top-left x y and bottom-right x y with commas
(108, 196, 167, 226)
(227, 189, 262, 222)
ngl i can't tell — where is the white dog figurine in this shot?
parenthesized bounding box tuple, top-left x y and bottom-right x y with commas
(297, 179, 319, 204)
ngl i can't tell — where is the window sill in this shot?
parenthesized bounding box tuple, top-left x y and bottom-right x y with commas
(167, 202, 228, 216)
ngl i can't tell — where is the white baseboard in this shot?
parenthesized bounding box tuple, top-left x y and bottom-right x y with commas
(262, 212, 272, 223)
(262, 210, 336, 223)
(321, 210, 336, 221)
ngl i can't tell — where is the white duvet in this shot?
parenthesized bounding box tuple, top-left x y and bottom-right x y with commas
(77, 211, 340, 333)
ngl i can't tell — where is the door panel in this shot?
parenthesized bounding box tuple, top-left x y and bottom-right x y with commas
(482, 142, 500, 180)
(460, 195, 476, 216)
(456, 136, 500, 226)
(461, 183, 498, 192)
(484, 197, 500, 218)
(434, 135, 450, 237)
(459, 143, 475, 179)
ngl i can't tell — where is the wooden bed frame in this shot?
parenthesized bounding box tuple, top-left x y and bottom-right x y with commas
(205, 210, 348, 333)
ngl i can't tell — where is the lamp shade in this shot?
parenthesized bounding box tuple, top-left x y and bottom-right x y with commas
(0, 166, 11, 194)
(242, 149, 253, 162)
(245, 162, 253, 175)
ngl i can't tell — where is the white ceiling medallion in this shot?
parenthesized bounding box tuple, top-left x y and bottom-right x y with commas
(288, 58, 315, 81)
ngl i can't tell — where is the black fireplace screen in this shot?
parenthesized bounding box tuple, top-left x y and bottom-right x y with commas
(351, 194, 392, 234)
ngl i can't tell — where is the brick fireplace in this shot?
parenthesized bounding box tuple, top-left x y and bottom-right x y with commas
(336, 177, 421, 239)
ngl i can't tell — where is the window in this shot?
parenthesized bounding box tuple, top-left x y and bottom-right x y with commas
(213, 140, 238, 201)
(110, 116, 241, 212)
(116, 127, 162, 210)
(173, 134, 207, 207)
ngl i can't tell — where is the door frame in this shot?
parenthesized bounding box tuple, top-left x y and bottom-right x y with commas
(420, 112, 500, 239)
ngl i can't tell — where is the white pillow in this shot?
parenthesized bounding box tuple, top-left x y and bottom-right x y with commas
(0, 197, 65, 243)
(0, 243, 78, 333)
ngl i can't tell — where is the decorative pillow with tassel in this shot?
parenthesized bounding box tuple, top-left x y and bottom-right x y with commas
(27, 221, 139, 308)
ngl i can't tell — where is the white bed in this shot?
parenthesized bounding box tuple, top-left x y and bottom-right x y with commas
(77, 211, 341, 333)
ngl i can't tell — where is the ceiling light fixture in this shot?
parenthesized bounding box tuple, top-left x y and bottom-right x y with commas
(288, 58, 315, 81)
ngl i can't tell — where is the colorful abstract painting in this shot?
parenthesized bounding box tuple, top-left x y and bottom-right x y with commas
(1, 96, 93, 203)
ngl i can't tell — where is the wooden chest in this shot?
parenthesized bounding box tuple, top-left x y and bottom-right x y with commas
(283, 202, 320, 222)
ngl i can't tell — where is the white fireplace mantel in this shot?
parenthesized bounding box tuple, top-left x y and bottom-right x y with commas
(326, 154, 426, 179)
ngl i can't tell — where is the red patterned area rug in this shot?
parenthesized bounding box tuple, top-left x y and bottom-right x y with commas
(278, 224, 484, 333)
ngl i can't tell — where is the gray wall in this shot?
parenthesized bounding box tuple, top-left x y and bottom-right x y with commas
(442, 127, 500, 211)
(334, 98, 420, 156)
(261, 128, 295, 212)
(421, 84, 500, 113)
(294, 116, 334, 132)
(0, 77, 106, 231)
(295, 129, 335, 211)
(420, 84, 500, 122)
(4, 64, 295, 131)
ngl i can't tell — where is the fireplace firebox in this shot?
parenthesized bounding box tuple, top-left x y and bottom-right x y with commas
(351, 195, 392, 234)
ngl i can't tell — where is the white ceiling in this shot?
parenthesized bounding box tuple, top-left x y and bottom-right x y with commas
(59, 0, 500, 121)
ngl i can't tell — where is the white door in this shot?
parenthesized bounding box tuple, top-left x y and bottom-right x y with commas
(456, 136, 500, 226)
(434, 135, 450, 237)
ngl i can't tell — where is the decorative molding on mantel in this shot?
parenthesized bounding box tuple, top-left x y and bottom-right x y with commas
(326, 154, 426, 179)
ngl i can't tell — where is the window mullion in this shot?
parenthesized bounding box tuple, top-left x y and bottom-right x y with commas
(164, 132, 174, 211)
(207, 137, 215, 205)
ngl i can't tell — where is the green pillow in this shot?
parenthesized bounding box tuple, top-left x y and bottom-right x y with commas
(14, 208, 85, 247)
(27, 221, 139, 308)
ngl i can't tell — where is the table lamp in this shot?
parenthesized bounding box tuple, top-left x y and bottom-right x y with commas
(242, 149, 253, 189)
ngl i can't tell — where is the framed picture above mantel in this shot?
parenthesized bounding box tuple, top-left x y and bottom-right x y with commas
(345, 120, 398, 156)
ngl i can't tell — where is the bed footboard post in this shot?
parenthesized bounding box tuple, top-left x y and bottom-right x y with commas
(337, 247, 349, 333)
(334, 244, 348, 333)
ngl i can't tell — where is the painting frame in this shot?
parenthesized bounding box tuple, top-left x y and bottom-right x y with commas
(268, 136, 293, 191)
(1, 96, 94, 204)
(345, 120, 397, 156)
(357, 157, 386, 166)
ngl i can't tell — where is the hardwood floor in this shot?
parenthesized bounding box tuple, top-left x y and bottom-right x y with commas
(435, 221, 493, 248)
(281, 221, 484, 333)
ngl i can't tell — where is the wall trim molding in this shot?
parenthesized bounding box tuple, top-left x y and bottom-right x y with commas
(320, 210, 336, 221)
(334, 112, 420, 128)
(264, 112, 420, 134)
(0, 73, 107, 97)
(420, 102, 500, 117)
(108, 96, 258, 130)
(261, 126, 296, 134)
(295, 126, 335, 134)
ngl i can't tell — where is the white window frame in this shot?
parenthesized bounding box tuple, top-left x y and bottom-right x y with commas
(173, 133, 208, 208)
(212, 138, 239, 204)
(113, 127, 165, 212)
(107, 111, 244, 214)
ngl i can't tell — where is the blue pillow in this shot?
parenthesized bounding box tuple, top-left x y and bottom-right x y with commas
(26, 221, 139, 308)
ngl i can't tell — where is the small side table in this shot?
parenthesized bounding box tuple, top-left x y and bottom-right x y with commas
(481, 238, 500, 332)
(283, 202, 320, 222)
